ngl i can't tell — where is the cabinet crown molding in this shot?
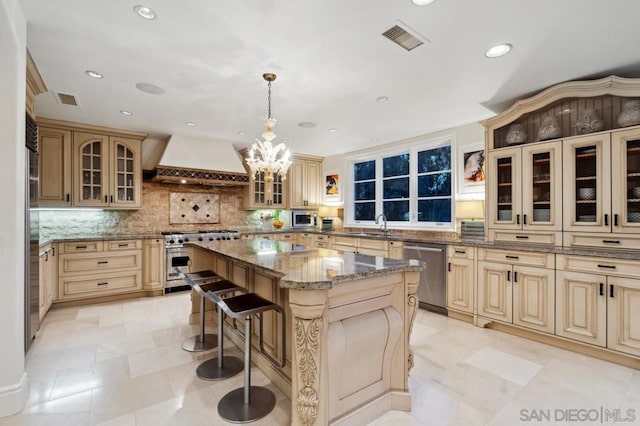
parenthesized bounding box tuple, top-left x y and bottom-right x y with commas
(37, 117, 148, 140)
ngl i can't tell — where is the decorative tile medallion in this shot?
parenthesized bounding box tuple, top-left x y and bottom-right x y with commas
(169, 192, 220, 224)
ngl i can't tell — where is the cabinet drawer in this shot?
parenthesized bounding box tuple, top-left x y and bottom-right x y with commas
(478, 248, 554, 268)
(60, 270, 142, 300)
(448, 245, 474, 259)
(59, 241, 103, 253)
(488, 230, 562, 246)
(563, 232, 640, 250)
(106, 239, 142, 251)
(59, 250, 142, 275)
(358, 248, 388, 257)
(557, 254, 640, 278)
(359, 238, 388, 251)
(332, 235, 356, 247)
(332, 243, 355, 252)
(314, 241, 329, 248)
(276, 233, 294, 241)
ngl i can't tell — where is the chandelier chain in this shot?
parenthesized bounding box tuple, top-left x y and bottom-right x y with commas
(267, 80, 272, 119)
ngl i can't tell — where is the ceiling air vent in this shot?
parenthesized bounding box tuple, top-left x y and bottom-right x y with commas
(55, 92, 79, 106)
(382, 21, 428, 51)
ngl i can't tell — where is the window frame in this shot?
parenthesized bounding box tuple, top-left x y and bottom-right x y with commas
(345, 135, 456, 231)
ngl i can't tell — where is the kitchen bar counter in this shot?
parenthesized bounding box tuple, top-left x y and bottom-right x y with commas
(189, 238, 423, 425)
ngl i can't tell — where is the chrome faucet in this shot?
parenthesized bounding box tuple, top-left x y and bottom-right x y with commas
(375, 213, 389, 236)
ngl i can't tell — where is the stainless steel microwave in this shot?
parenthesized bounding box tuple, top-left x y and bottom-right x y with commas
(291, 211, 318, 228)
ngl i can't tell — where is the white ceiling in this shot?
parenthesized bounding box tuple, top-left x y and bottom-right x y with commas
(21, 0, 640, 158)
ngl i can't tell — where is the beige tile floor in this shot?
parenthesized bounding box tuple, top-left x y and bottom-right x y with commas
(1, 293, 638, 425)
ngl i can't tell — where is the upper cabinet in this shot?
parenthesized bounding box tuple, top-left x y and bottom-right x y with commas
(38, 119, 146, 209)
(484, 76, 640, 248)
(240, 148, 287, 209)
(289, 155, 323, 209)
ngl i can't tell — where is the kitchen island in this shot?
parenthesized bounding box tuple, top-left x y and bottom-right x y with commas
(188, 238, 423, 426)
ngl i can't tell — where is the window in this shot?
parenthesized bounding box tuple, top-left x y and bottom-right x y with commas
(346, 138, 453, 230)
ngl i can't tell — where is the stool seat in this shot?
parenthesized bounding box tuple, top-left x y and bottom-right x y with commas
(185, 270, 221, 284)
(223, 293, 280, 316)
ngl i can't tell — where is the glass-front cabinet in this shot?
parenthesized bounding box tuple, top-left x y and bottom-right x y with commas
(612, 127, 640, 233)
(488, 141, 562, 232)
(244, 170, 286, 209)
(73, 132, 142, 208)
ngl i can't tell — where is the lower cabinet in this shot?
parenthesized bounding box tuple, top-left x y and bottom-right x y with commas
(143, 238, 165, 290)
(332, 235, 389, 257)
(477, 249, 555, 334)
(58, 239, 143, 300)
(556, 256, 640, 357)
(297, 232, 315, 247)
(39, 243, 57, 320)
(314, 234, 331, 248)
(446, 246, 475, 315)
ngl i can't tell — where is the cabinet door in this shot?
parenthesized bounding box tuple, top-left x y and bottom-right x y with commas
(110, 137, 141, 208)
(487, 148, 522, 229)
(607, 276, 640, 357)
(143, 239, 164, 290)
(45, 245, 57, 309)
(289, 159, 305, 208)
(512, 266, 554, 334)
(477, 261, 512, 323)
(447, 257, 474, 314)
(521, 141, 562, 231)
(555, 270, 606, 347)
(611, 128, 640, 233)
(563, 134, 611, 232)
(271, 173, 286, 207)
(305, 160, 322, 207)
(73, 132, 109, 207)
(38, 249, 47, 321)
(39, 127, 72, 206)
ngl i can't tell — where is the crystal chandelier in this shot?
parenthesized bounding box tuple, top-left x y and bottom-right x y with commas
(245, 73, 292, 187)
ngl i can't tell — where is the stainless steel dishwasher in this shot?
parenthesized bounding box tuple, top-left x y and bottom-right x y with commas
(403, 243, 447, 314)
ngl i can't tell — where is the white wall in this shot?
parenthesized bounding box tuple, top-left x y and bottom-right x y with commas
(0, 0, 29, 417)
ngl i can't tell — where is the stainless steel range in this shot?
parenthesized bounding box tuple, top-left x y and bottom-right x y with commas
(162, 230, 241, 291)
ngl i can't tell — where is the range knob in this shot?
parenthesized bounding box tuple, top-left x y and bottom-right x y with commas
(234, 235, 240, 240)
(169, 239, 175, 244)
(198, 237, 203, 241)
(178, 239, 184, 244)
(209, 237, 214, 241)
(184, 238, 190, 242)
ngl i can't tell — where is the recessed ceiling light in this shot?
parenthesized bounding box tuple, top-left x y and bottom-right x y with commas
(411, 0, 436, 5)
(237, 131, 246, 135)
(136, 82, 165, 95)
(485, 43, 513, 58)
(85, 70, 103, 79)
(185, 121, 196, 126)
(328, 128, 338, 133)
(120, 110, 133, 116)
(298, 122, 316, 128)
(133, 5, 156, 20)
(376, 96, 389, 102)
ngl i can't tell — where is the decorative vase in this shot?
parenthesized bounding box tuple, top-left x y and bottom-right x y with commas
(537, 115, 562, 140)
(505, 123, 527, 145)
(575, 108, 604, 135)
(618, 100, 640, 127)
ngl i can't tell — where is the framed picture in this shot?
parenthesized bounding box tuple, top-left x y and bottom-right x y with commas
(458, 144, 485, 196)
(324, 172, 340, 201)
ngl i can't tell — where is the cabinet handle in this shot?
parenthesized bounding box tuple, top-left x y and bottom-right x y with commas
(448, 262, 451, 272)
(454, 250, 466, 254)
(97, 260, 109, 265)
(514, 271, 518, 283)
(599, 283, 604, 296)
(118, 243, 128, 247)
(523, 214, 527, 225)
(76, 245, 87, 249)
(609, 284, 614, 298)
(51, 247, 55, 256)
(614, 214, 619, 227)
(44, 251, 48, 261)
(602, 240, 621, 244)
(597, 264, 616, 269)
(110, 195, 114, 203)
(105, 195, 108, 203)
(507, 270, 511, 282)
(604, 214, 609, 226)
(98, 282, 108, 286)
(506, 255, 519, 260)
(516, 214, 520, 225)
(515, 235, 529, 239)
(66, 193, 70, 202)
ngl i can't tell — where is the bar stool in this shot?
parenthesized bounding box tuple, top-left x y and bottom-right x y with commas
(181, 269, 223, 352)
(206, 290, 286, 424)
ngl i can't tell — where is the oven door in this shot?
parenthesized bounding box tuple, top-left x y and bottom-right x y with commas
(166, 247, 190, 287)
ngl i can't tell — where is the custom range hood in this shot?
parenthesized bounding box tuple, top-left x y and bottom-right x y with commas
(145, 135, 249, 186)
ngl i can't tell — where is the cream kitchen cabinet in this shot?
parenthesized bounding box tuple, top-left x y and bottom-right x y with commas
(73, 132, 142, 208)
(289, 155, 323, 209)
(332, 235, 389, 256)
(244, 170, 287, 209)
(38, 127, 72, 207)
(487, 141, 563, 245)
(314, 234, 331, 248)
(297, 232, 315, 248)
(39, 243, 57, 320)
(446, 245, 475, 315)
(58, 239, 142, 301)
(477, 249, 555, 334)
(143, 238, 165, 291)
(388, 240, 403, 259)
(556, 255, 640, 357)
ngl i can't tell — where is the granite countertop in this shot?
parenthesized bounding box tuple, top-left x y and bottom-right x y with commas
(39, 233, 163, 247)
(188, 239, 424, 290)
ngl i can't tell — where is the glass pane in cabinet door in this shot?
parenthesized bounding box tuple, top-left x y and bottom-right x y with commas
(117, 144, 124, 157)
(118, 188, 125, 201)
(117, 158, 124, 172)
(126, 188, 133, 201)
(496, 157, 513, 221)
(92, 171, 100, 184)
(574, 145, 597, 223)
(118, 173, 125, 187)
(93, 156, 100, 169)
(93, 187, 101, 200)
(83, 145, 91, 155)
(83, 155, 91, 169)
(626, 139, 640, 222)
(127, 159, 133, 173)
(83, 186, 91, 200)
(531, 152, 551, 222)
